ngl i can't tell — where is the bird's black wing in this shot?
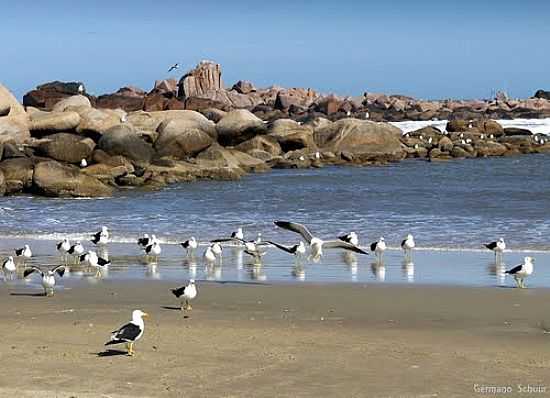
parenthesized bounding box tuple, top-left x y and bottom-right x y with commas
(370, 242, 377, 251)
(105, 322, 141, 344)
(485, 242, 497, 250)
(211, 238, 241, 243)
(14, 248, 23, 256)
(23, 266, 43, 278)
(56, 241, 63, 250)
(181, 240, 190, 248)
(338, 234, 351, 243)
(98, 257, 111, 266)
(505, 264, 523, 275)
(138, 237, 149, 246)
(266, 241, 294, 254)
(273, 221, 314, 243)
(52, 265, 66, 277)
(79, 253, 87, 263)
(323, 240, 368, 255)
(171, 286, 186, 298)
(401, 239, 407, 248)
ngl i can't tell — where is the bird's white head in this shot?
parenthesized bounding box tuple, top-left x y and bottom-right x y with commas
(407, 234, 414, 240)
(132, 309, 149, 321)
(237, 228, 243, 233)
(144, 233, 149, 238)
(189, 279, 195, 284)
(499, 238, 505, 243)
(25, 244, 30, 250)
(191, 236, 196, 241)
(102, 226, 108, 232)
(379, 237, 385, 242)
(151, 234, 157, 240)
(298, 241, 305, 248)
(8, 256, 13, 261)
(525, 256, 534, 264)
(350, 232, 357, 238)
(76, 240, 81, 245)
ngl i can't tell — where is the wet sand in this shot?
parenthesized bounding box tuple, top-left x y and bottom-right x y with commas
(0, 281, 549, 397)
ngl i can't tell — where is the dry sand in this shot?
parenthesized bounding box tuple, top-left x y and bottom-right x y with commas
(0, 281, 549, 397)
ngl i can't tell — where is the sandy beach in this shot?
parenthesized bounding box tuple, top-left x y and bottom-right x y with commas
(0, 281, 549, 397)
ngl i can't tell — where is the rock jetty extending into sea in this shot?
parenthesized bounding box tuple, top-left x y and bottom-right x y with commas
(1, 61, 549, 198)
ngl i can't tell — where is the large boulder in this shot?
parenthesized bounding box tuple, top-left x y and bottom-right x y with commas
(155, 117, 215, 159)
(52, 95, 92, 112)
(314, 119, 404, 161)
(0, 157, 35, 189)
(75, 107, 124, 136)
(33, 160, 113, 197)
(196, 143, 269, 173)
(178, 61, 223, 99)
(98, 125, 154, 165)
(235, 135, 282, 156)
(269, 119, 316, 151)
(216, 109, 267, 146)
(29, 111, 81, 133)
(96, 86, 146, 112)
(232, 80, 256, 94)
(23, 81, 87, 110)
(471, 119, 504, 136)
(0, 83, 30, 144)
(37, 133, 95, 163)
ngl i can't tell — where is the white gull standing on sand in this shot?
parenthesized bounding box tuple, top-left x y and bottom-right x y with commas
(171, 279, 198, 311)
(105, 310, 148, 356)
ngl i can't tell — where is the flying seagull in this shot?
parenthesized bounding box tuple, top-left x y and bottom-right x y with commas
(171, 279, 197, 311)
(167, 63, 179, 73)
(23, 265, 66, 296)
(273, 221, 368, 261)
(105, 310, 148, 356)
(505, 256, 534, 288)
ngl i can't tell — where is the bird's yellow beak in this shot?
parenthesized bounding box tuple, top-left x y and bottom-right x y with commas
(142, 313, 149, 318)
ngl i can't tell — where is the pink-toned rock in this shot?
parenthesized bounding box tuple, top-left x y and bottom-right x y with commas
(178, 61, 223, 99)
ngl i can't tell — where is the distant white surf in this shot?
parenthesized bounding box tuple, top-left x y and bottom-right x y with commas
(391, 118, 550, 135)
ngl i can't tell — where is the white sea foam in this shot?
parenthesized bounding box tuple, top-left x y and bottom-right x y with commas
(391, 118, 550, 135)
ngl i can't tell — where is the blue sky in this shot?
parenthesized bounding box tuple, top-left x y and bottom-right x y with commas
(1, 0, 549, 100)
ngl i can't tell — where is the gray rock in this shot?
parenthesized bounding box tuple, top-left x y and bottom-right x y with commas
(37, 133, 96, 163)
(98, 125, 154, 165)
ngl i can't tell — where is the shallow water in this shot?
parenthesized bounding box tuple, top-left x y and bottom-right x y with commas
(1, 154, 549, 287)
(0, 239, 547, 289)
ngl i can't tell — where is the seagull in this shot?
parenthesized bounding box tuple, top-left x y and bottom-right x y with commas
(211, 242, 223, 259)
(14, 244, 32, 264)
(212, 235, 266, 261)
(167, 63, 179, 73)
(2, 256, 16, 276)
(401, 234, 415, 258)
(91, 226, 109, 245)
(80, 250, 111, 277)
(23, 265, 65, 296)
(181, 237, 198, 256)
(105, 310, 148, 356)
(56, 238, 71, 262)
(273, 221, 368, 261)
(505, 257, 534, 288)
(266, 241, 307, 258)
(171, 279, 197, 311)
(338, 232, 359, 246)
(67, 241, 85, 264)
(370, 237, 386, 261)
(80, 158, 88, 168)
(137, 233, 151, 248)
(203, 246, 217, 264)
(231, 228, 244, 241)
(144, 241, 161, 261)
(485, 238, 506, 260)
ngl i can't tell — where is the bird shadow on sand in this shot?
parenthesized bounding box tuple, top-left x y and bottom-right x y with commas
(95, 349, 128, 357)
(161, 306, 190, 318)
(10, 292, 47, 297)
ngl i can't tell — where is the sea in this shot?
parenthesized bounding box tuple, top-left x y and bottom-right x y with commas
(1, 119, 549, 289)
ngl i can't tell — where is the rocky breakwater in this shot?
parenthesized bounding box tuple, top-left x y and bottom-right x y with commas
(22, 61, 550, 123)
(400, 119, 550, 161)
(0, 83, 406, 198)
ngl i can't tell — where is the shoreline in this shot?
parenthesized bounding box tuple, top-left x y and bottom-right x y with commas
(1, 281, 549, 397)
